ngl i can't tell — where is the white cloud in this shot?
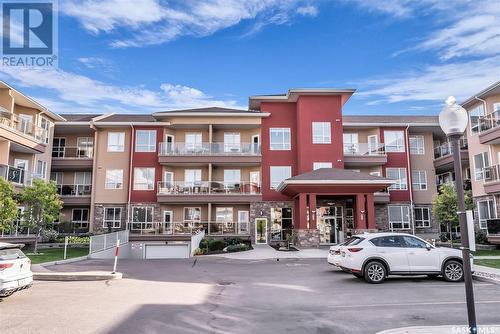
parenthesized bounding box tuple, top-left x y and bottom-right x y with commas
(357, 56, 500, 104)
(0, 68, 243, 114)
(62, 0, 320, 48)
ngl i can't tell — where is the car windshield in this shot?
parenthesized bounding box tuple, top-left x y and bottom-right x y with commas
(0, 248, 26, 261)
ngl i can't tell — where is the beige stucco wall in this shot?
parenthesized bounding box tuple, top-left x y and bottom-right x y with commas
(212, 128, 260, 143)
(409, 132, 438, 204)
(212, 166, 261, 182)
(94, 128, 131, 204)
(342, 127, 380, 143)
(0, 89, 13, 111)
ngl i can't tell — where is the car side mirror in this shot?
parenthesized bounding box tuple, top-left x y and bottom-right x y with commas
(425, 244, 432, 251)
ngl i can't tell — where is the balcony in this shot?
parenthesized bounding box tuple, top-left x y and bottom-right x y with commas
(158, 142, 261, 164)
(51, 146, 94, 171)
(483, 165, 500, 194)
(433, 139, 468, 173)
(478, 111, 500, 144)
(374, 187, 390, 204)
(56, 184, 92, 205)
(0, 112, 47, 152)
(343, 143, 387, 167)
(127, 221, 251, 237)
(157, 181, 262, 203)
(0, 164, 43, 186)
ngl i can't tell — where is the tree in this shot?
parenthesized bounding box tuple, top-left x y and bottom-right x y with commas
(20, 179, 63, 253)
(432, 183, 473, 246)
(0, 177, 19, 233)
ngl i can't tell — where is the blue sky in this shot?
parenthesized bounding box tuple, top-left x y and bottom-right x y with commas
(1, 0, 499, 115)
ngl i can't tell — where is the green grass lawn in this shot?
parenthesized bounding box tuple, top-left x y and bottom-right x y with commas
(25, 247, 89, 264)
(472, 249, 500, 257)
(474, 259, 500, 269)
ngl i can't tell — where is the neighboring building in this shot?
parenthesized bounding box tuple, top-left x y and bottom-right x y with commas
(462, 81, 500, 244)
(0, 81, 65, 237)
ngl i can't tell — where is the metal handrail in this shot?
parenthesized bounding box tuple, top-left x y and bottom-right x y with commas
(157, 180, 261, 195)
(0, 164, 40, 186)
(158, 142, 261, 156)
(52, 146, 94, 159)
(343, 143, 385, 155)
(433, 138, 468, 159)
(127, 221, 251, 236)
(0, 113, 48, 143)
(478, 110, 500, 133)
(55, 184, 92, 196)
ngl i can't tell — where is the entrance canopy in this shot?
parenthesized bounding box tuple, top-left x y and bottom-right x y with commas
(276, 168, 395, 197)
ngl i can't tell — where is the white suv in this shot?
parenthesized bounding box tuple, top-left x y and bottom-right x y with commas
(0, 243, 33, 298)
(336, 233, 469, 284)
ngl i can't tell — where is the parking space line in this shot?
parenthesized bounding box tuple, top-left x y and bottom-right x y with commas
(327, 300, 500, 309)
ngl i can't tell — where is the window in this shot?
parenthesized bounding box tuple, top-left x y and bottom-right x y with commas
(370, 171, 381, 177)
(224, 132, 241, 152)
(370, 236, 406, 247)
(135, 130, 156, 152)
(270, 128, 291, 150)
(313, 162, 332, 170)
(184, 169, 202, 185)
(50, 172, 63, 185)
(403, 236, 428, 248)
(52, 137, 66, 157)
(343, 133, 358, 153)
(72, 208, 89, 229)
(494, 103, 500, 112)
(132, 206, 153, 230)
(74, 171, 92, 185)
(414, 207, 431, 228)
(185, 132, 202, 151)
(39, 117, 51, 143)
(409, 135, 424, 155)
(216, 207, 233, 223)
(412, 170, 427, 190)
(312, 122, 331, 144)
(35, 160, 47, 179)
(105, 169, 123, 189)
(385, 131, 405, 152)
(270, 166, 291, 189)
(469, 104, 485, 134)
(478, 199, 495, 229)
(77, 137, 93, 158)
(271, 207, 293, 241)
(388, 205, 411, 229)
(133, 168, 155, 190)
(224, 169, 240, 186)
(107, 132, 125, 152)
(474, 152, 489, 180)
(386, 168, 407, 190)
(184, 207, 201, 223)
(238, 211, 249, 234)
(103, 207, 121, 228)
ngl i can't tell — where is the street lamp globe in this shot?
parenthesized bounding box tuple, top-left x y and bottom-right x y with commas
(438, 96, 468, 137)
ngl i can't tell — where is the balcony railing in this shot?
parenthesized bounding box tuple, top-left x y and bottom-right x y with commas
(0, 164, 43, 186)
(127, 221, 250, 236)
(484, 165, 500, 183)
(0, 112, 47, 143)
(52, 146, 94, 159)
(56, 184, 92, 196)
(478, 110, 500, 133)
(158, 142, 261, 156)
(157, 181, 261, 195)
(343, 143, 385, 155)
(433, 138, 468, 159)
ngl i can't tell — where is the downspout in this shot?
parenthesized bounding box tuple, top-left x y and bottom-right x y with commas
(405, 124, 415, 235)
(89, 124, 98, 233)
(127, 124, 135, 230)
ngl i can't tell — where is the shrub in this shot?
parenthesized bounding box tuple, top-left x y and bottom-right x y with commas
(193, 248, 206, 255)
(208, 240, 226, 251)
(40, 229, 59, 243)
(225, 243, 249, 253)
(475, 231, 489, 245)
(224, 237, 245, 246)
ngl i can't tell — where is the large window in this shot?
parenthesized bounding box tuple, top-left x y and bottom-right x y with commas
(270, 166, 291, 189)
(469, 104, 485, 134)
(107, 132, 125, 152)
(132, 206, 153, 230)
(224, 169, 240, 186)
(388, 205, 410, 230)
(184, 207, 201, 223)
(105, 169, 123, 189)
(133, 168, 155, 190)
(77, 137, 93, 158)
(343, 133, 358, 153)
(474, 152, 490, 180)
(39, 116, 51, 143)
(72, 208, 89, 229)
(185, 132, 202, 151)
(35, 160, 47, 179)
(313, 162, 332, 170)
(224, 132, 241, 152)
(412, 170, 427, 190)
(312, 122, 331, 144)
(409, 135, 424, 155)
(478, 199, 495, 229)
(216, 207, 233, 222)
(238, 211, 249, 234)
(270, 128, 291, 150)
(271, 207, 293, 241)
(103, 207, 121, 228)
(52, 137, 66, 157)
(136, 130, 156, 152)
(386, 168, 407, 190)
(414, 207, 431, 228)
(184, 169, 202, 185)
(385, 131, 405, 152)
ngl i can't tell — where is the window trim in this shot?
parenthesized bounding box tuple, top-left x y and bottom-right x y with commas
(107, 132, 125, 152)
(414, 207, 431, 228)
(103, 207, 122, 228)
(312, 122, 332, 144)
(388, 205, 411, 230)
(270, 166, 292, 189)
(269, 128, 291, 151)
(105, 169, 124, 190)
(133, 167, 155, 191)
(313, 162, 333, 170)
(384, 130, 405, 152)
(412, 170, 427, 191)
(469, 104, 485, 135)
(474, 152, 490, 181)
(386, 167, 408, 190)
(477, 199, 495, 230)
(71, 208, 89, 228)
(135, 130, 157, 153)
(409, 135, 425, 155)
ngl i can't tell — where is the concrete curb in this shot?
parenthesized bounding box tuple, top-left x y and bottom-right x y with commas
(33, 271, 122, 281)
(36, 255, 89, 267)
(473, 272, 500, 285)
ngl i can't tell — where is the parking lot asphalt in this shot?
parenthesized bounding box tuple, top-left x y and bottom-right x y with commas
(1, 257, 500, 334)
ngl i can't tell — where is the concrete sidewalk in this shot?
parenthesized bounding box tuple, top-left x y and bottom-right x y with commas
(377, 325, 500, 334)
(207, 244, 329, 260)
(32, 262, 122, 281)
(473, 264, 500, 284)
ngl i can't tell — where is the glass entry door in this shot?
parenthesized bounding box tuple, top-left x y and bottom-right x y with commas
(255, 218, 268, 244)
(317, 206, 344, 244)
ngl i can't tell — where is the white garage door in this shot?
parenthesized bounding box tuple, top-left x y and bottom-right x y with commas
(145, 244, 190, 259)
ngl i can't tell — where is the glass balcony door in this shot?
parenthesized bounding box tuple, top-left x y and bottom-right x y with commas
(224, 132, 241, 153)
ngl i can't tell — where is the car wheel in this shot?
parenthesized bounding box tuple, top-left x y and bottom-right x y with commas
(0, 291, 14, 298)
(364, 261, 386, 284)
(443, 260, 464, 282)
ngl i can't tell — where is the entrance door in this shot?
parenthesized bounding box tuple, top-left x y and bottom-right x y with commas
(252, 135, 260, 154)
(317, 206, 344, 244)
(163, 210, 173, 234)
(368, 135, 378, 154)
(165, 135, 174, 153)
(255, 218, 267, 244)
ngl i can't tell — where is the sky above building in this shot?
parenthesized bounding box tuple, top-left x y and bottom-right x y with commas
(0, 0, 499, 115)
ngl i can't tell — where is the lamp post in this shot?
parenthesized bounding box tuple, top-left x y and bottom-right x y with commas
(438, 96, 477, 334)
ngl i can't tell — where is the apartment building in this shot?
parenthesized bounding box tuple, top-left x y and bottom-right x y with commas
(0, 81, 65, 237)
(462, 81, 500, 244)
